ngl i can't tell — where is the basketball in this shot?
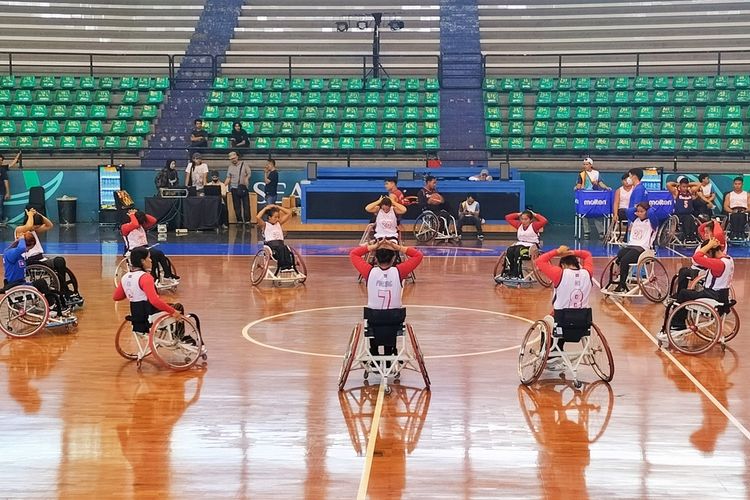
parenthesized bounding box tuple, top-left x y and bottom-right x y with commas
(429, 193, 444, 204)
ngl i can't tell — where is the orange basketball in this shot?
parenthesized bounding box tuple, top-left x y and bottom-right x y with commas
(428, 193, 444, 204)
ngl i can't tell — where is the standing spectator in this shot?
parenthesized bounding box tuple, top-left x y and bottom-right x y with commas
(612, 173, 633, 223)
(205, 170, 229, 228)
(693, 173, 716, 219)
(230, 122, 250, 149)
(185, 152, 209, 195)
(189, 118, 208, 153)
(457, 194, 484, 240)
(264, 159, 279, 206)
(225, 151, 250, 224)
(574, 158, 610, 239)
(625, 167, 648, 217)
(0, 152, 19, 225)
(469, 168, 493, 181)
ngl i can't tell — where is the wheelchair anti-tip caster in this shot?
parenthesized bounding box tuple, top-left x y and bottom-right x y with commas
(574, 380, 583, 390)
(363, 370, 369, 379)
(384, 385, 392, 395)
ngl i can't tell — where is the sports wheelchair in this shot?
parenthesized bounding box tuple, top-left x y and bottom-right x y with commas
(600, 250, 669, 302)
(25, 262, 84, 309)
(356, 224, 416, 284)
(114, 241, 180, 292)
(413, 209, 459, 243)
(493, 244, 552, 288)
(655, 214, 702, 248)
(603, 218, 628, 246)
(725, 209, 750, 246)
(115, 309, 207, 371)
(660, 295, 740, 355)
(338, 308, 430, 394)
(250, 242, 307, 287)
(518, 309, 614, 389)
(0, 285, 78, 338)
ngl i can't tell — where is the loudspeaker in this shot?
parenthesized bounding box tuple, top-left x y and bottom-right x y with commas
(500, 162, 510, 181)
(306, 161, 318, 180)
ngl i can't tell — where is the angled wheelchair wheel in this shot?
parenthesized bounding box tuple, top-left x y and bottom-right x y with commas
(493, 251, 507, 281)
(587, 324, 614, 382)
(359, 223, 375, 245)
(338, 323, 362, 391)
(666, 301, 721, 355)
(657, 215, 678, 247)
(25, 264, 61, 292)
(114, 257, 129, 287)
(722, 307, 740, 342)
(518, 320, 550, 385)
(149, 314, 203, 371)
(407, 324, 430, 389)
(290, 247, 307, 283)
(636, 257, 669, 302)
(414, 212, 438, 242)
(250, 248, 270, 286)
(115, 320, 140, 360)
(0, 286, 49, 338)
(599, 257, 619, 291)
(531, 258, 552, 288)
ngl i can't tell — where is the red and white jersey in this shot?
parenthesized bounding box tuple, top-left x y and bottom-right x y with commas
(628, 217, 655, 251)
(126, 226, 149, 249)
(374, 209, 398, 239)
(22, 231, 44, 259)
(264, 221, 284, 242)
(553, 268, 592, 310)
(707, 256, 734, 291)
(366, 266, 403, 310)
(121, 270, 148, 302)
(516, 223, 539, 247)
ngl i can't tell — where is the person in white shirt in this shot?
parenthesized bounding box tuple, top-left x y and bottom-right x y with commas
(184, 152, 209, 194)
(574, 157, 610, 239)
(723, 176, 749, 240)
(457, 194, 484, 240)
(469, 168, 493, 181)
(612, 173, 633, 223)
(364, 196, 406, 241)
(612, 202, 659, 292)
(693, 173, 716, 218)
(256, 204, 299, 274)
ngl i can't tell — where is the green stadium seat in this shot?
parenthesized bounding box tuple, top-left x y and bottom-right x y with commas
(637, 122, 654, 136)
(324, 92, 341, 105)
(726, 121, 744, 136)
(727, 137, 745, 152)
(0, 76, 14, 89)
(595, 122, 611, 136)
(262, 106, 279, 120)
(486, 121, 503, 136)
(34, 90, 52, 103)
(60, 135, 78, 148)
(0, 136, 9, 148)
(552, 137, 568, 149)
(364, 107, 379, 120)
(613, 77, 629, 90)
(337, 136, 355, 149)
(508, 137, 525, 150)
(519, 78, 533, 91)
(659, 137, 677, 151)
(296, 137, 312, 149)
(360, 137, 376, 149)
(536, 92, 552, 105)
(30, 104, 47, 118)
(715, 90, 730, 103)
(736, 90, 750, 103)
(94, 90, 111, 104)
(283, 106, 300, 120)
(702, 121, 721, 136)
(385, 92, 400, 105)
(594, 138, 610, 150)
(300, 122, 317, 135)
(556, 78, 572, 91)
(252, 78, 268, 91)
(555, 91, 571, 105)
(305, 78, 322, 91)
(0, 120, 14, 134)
(554, 106, 571, 120)
(538, 78, 554, 91)
(240, 121, 255, 134)
(487, 137, 503, 150)
(13, 90, 31, 103)
(104, 135, 122, 149)
(595, 77, 610, 90)
(212, 137, 229, 149)
(42, 120, 60, 134)
(255, 137, 271, 149)
(16, 136, 33, 149)
(705, 105, 722, 120)
(573, 121, 590, 136)
(279, 122, 296, 135)
(613, 91, 629, 104)
(653, 76, 669, 90)
(243, 106, 260, 120)
(259, 121, 275, 135)
(734, 75, 750, 89)
(637, 138, 654, 151)
(672, 76, 689, 89)
(653, 90, 669, 104)
(146, 90, 163, 104)
(424, 122, 440, 136)
(40, 76, 56, 89)
(485, 106, 501, 120)
(82, 136, 99, 149)
(361, 122, 377, 135)
(381, 137, 396, 150)
(86, 120, 104, 135)
(121, 90, 139, 104)
(382, 122, 398, 136)
(341, 121, 357, 136)
(535, 107, 551, 119)
(681, 106, 698, 119)
(116, 105, 134, 119)
(500, 78, 515, 91)
(345, 92, 361, 105)
(231, 78, 248, 90)
(384, 79, 400, 92)
(424, 107, 439, 120)
(508, 121, 524, 135)
(317, 137, 335, 149)
(723, 104, 740, 121)
(401, 137, 418, 150)
(322, 106, 338, 120)
(615, 121, 633, 136)
(633, 76, 648, 90)
(59, 76, 76, 89)
(203, 105, 219, 119)
(64, 120, 82, 134)
(20, 120, 37, 134)
(224, 106, 240, 119)
(117, 76, 135, 90)
(10, 104, 27, 118)
(483, 78, 498, 91)
(245, 92, 261, 105)
(99, 77, 114, 90)
(575, 77, 591, 91)
(713, 76, 729, 89)
(286, 91, 301, 105)
(39, 136, 56, 149)
(659, 106, 675, 120)
(509, 91, 524, 105)
(680, 137, 698, 151)
(574, 91, 590, 105)
(704, 138, 722, 151)
(380, 106, 396, 120)
(531, 137, 548, 149)
(574, 107, 591, 120)
(616, 106, 633, 120)
(345, 78, 362, 91)
(673, 90, 689, 104)
(365, 92, 380, 105)
(694, 90, 709, 103)
(366, 79, 382, 91)
(425, 92, 439, 105)
(109, 120, 128, 135)
(572, 137, 589, 150)
(637, 106, 654, 120)
(214, 77, 229, 90)
(680, 121, 698, 136)
(267, 78, 284, 91)
(266, 91, 282, 105)
(75, 90, 92, 104)
(595, 106, 611, 120)
(226, 91, 243, 105)
(50, 105, 66, 118)
(132, 120, 150, 135)
(328, 78, 344, 91)
(616, 138, 633, 150)
(288, 78, 304, 91)
(593, 91, 609, 105)
(136, 77, 153, 90)
(70, 105, 88, 118)
(633, 91, 648, 104)
(552, 121, 569, 136)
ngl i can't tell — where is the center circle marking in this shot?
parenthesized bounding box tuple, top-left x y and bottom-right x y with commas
(242, 305, 533, 359)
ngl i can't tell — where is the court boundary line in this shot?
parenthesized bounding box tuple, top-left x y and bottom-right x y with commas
(597, 279, 750, 442)
(357, 382, 385, 500)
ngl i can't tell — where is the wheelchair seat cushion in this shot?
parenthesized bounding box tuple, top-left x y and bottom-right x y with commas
(554, 308, 593, 342)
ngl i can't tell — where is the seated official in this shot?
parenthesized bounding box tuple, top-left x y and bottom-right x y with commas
(457, 194, 484, 240)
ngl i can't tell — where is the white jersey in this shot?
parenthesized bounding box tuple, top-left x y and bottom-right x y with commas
(516, 223, 539, 247)
(264, 221, 284, 242)
(628, 217, 655, 251)
(126, 226, 148, 250)
(121, 270, 148, 302)
(707, 256, 734, 291)
(22, 231, 44, 259)
(701, 183, 713, 197)
(366, 266, 403, 310)
(374, 209, 399, 239)
(618, 186, 632, 210)
(461, 200, 480, 215)
(553, 268, 592, 310)
(728, 190, 748, 210)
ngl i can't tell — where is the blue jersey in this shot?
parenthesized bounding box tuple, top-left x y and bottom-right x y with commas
(674, 193, 695, 215)
(625, 183, 649, 220)
(3, 240, 27, 285)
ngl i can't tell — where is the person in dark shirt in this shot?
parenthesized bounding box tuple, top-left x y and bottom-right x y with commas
(189, 118, 208, 153)
(155, 159, 180, 193)
(264, 159, 279, 206)
(230, 122, 250, 148)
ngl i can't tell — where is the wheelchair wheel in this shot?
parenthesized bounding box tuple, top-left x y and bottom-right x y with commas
(0, 286, 49, 338)
(656, 215, 678, 247)
(636, 257, 669, 302)
(250, 248, 270, 286)
(518, 320, 550, 385)
(115, 320, 141, 360)
(338, 323, 361, 391)
(25, 264, 61, 292)
(666, 301, 721, 355)
(149, 314, 203, 371)
(114, 257, 129, 287)
(359, 223, 375, 245)
(722, 307, 740, 342)
(599, 257, 619, 290)
(414, 212, 438, 242)
(290, 247, 307, 283)
(493, 251, 507, 280)
(407, 324, 430, 389)
(587, 324, 614, 382)
(531, 258, 552, 288)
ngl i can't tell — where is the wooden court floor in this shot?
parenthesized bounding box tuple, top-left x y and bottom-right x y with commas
(1, 251, 749, 499)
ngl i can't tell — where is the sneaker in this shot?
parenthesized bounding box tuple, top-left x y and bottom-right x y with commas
(613, 285, 627, 293)
(159, 277, 178, 286)
(545, 357, 565, 371)
(656, 330, 668, 342)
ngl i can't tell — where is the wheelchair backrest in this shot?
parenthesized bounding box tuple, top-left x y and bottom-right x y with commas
(554, 308, 592, 342)
(364, 307, 406, 326)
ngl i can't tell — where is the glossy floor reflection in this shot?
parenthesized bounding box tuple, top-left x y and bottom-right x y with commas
(0, 252, 748, 498)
